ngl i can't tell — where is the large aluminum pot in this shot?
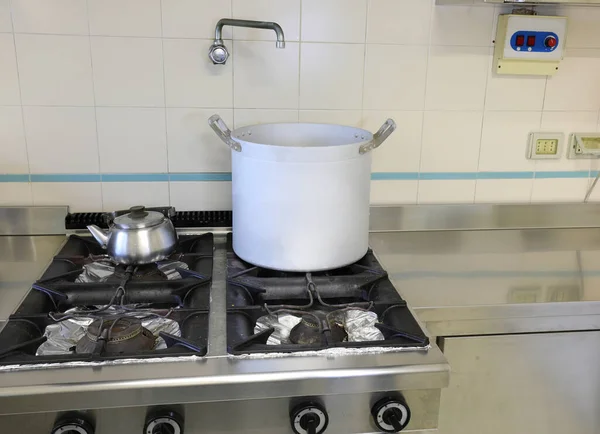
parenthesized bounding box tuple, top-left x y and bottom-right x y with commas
(209, 115, 396, 272)
(86, 206, 177, 264)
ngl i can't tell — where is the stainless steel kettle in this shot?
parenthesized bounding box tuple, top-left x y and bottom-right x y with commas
(87, 206, 177, 265)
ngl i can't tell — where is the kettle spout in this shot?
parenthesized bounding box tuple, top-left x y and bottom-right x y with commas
(87, 225, 109, 248)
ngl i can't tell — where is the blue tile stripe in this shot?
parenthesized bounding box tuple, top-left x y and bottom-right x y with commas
(0, 171, 597, 183)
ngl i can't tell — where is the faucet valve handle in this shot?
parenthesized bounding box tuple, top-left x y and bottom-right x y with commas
(209, 42, 229, 65)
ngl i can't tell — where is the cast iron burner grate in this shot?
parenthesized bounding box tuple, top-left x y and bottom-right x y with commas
(224, 234, 429, 355)
(0, 234, 215, 365)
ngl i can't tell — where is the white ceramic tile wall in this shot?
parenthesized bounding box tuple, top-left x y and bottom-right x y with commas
(0, 0, 599, 211)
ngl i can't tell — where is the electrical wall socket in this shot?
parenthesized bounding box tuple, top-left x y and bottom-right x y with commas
(567, 133, 600, 159)
(527, 132, 564, 159)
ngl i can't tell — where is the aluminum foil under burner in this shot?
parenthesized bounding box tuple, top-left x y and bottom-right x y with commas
(75, 317, 155, 355)
(75, 260, 189, 283)
(36, 307, 180, 356)
(254, 309, 384, 346)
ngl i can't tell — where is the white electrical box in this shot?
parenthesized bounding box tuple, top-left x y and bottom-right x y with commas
(568, 133, 600, 159)
(527, 132, 564, 159)
(494, 15, 568, 76)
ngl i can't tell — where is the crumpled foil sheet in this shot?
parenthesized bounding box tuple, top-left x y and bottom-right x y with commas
(36, 307, 181, 356)
(229, 344, 431, 360)
(254, 314, 302, 345)
(75, 260, 189, 283)
(342, 310, 384, 342)
(254, 309, 384, 345)
(0, 355, 204, 372)
(157, 261, 189, 280)
(75, 260, 115, 283)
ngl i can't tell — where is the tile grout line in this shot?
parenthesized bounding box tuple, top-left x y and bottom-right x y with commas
(415, 0, 435, 204)
(159, 0, 172, 207)
(8, 0, 33, 204)
(359, 0, 369, 129)
(297, 0, 302, 119)
(85, 0, 104, 211)
(473, 6, 496, 205)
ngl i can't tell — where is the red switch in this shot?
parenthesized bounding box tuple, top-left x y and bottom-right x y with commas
(527, 35, 536, 47)
(516, 34, 525, 47)
(545, 36, 557, 48)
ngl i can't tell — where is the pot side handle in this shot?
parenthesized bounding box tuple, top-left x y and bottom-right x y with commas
(208, 114, 242, 152)
(359, 119, 397, 154)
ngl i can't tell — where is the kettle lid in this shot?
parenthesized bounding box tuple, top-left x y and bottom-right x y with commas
(113, 206, 165, 229)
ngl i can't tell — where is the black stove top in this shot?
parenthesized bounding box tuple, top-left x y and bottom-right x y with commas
(0, 234, 214, 365)
(0, 227, 429, 366)
(225, 234, 429, 355)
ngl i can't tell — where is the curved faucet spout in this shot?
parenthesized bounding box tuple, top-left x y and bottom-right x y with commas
(214, 18, 285, 48)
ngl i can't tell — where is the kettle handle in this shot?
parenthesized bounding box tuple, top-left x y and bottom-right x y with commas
(208, 114, 242, 152)
(359, 119, 396, 154)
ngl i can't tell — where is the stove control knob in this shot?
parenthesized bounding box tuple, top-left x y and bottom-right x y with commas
(144, 410, 184, 434)
(371, 397, 411, 432)
(51, 414, 95, 434)
(290, 402, 329, 434)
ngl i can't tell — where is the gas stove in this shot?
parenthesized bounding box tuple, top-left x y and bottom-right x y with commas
(0, 207, 447, 434)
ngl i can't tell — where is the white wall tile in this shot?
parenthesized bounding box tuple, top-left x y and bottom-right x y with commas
(301, 0, 367, 43)
(0, 183, 32, 206)
(232, 0, 300, 42)
(161, 0, 231, 39)
(0, 34, 20, 105)
(531, 178, 589, 203)
(370, 180, 418, 204)
(163, 39, 232, 108)
(425, 46, 490, 111)
(0, 107, 28, 174)
(23, 106, 99, 174)
(475, 179, 533, 203)
(97, 108, 167, 173)
(479, 111, 541, 172)
(88, 0, 161, 37)
(431, 5, 494, 47)
(11, 0, 88, 35)
(544, 49, 600, 111)
(300, 43, 364, 110)
(418, 180, 476, 204)
(485, 73, 546, 111)
(234, 109, 298, 128)
(0, 0, 13, 32)
(559, 6, 600, 49)
(32, 182, 102, 212)
(363, 45, 427, 111)
(365, 110, 422, 173)
(169, 181, 232, 210)
(91, 37, 164, 107)
(16, 34, 94, 106)
(367, 0, 432, 45)
(102, 182, 169, 211)
(420, 111, 483, 172)
(539, 111, 598, 171)
(299, 110, 362, 127)
(167, 108, 233, 172)
(234, 41, 299, 109)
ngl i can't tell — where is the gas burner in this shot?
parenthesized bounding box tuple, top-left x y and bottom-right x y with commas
(75, 317, 156, 356)
(225, 234, 430, 355)
(0, 233, 214, 365)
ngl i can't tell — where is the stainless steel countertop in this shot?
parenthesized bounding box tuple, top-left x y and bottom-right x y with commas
(371, 227, 600, 336)
(0, 236, 65, 321)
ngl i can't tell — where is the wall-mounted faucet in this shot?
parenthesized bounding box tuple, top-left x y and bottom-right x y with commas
(208, 19, 285, 65)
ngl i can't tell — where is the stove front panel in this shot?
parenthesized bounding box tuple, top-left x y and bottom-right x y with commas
(0, 389, 440, 433)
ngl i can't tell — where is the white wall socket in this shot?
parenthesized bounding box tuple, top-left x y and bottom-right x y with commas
(567, 133, 600, 159)
(527, 132, 564, 160)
